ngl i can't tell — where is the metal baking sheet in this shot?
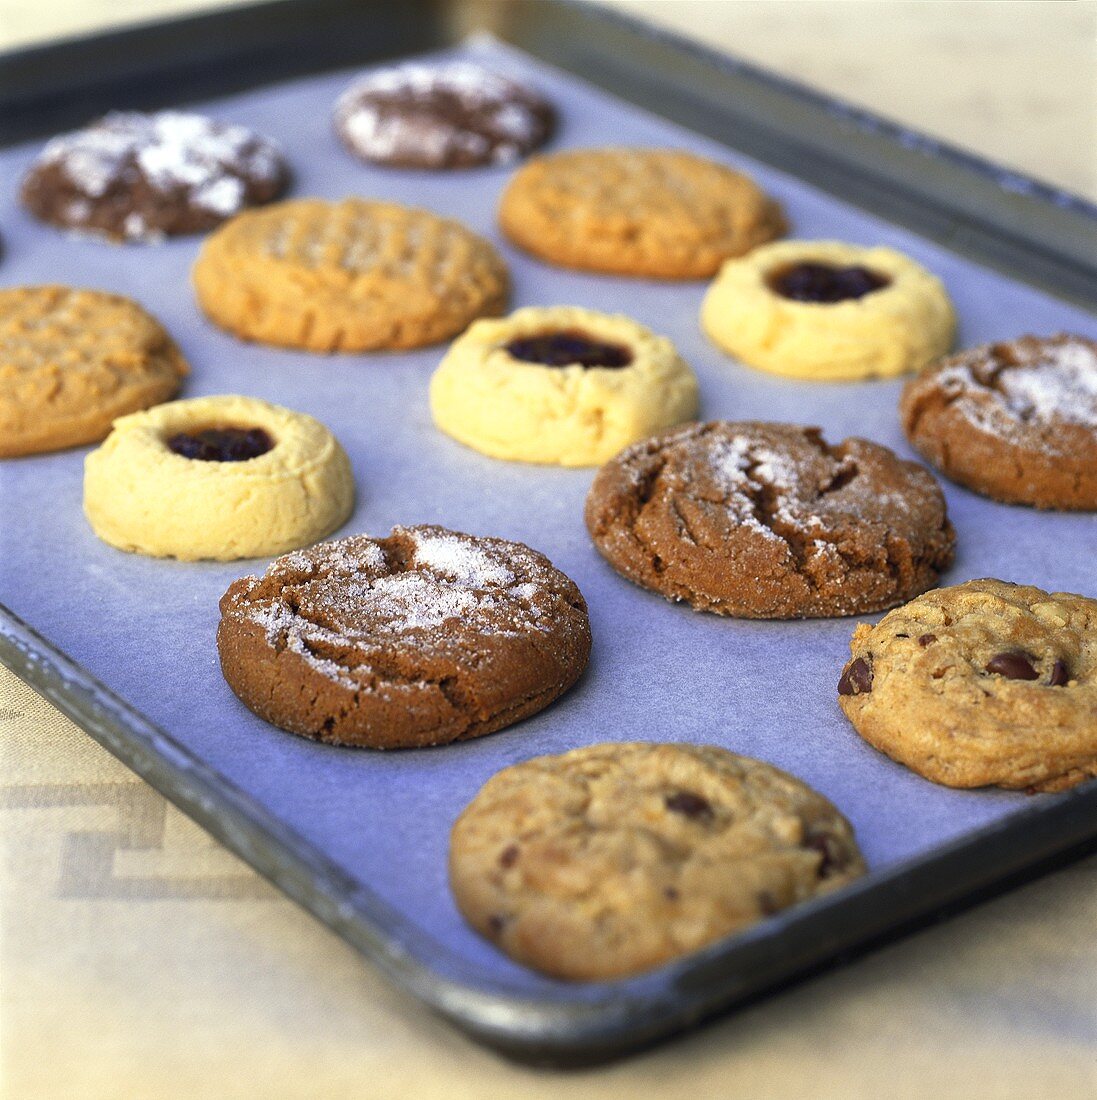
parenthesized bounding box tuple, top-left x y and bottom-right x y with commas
(2, 2, 1096, 1065)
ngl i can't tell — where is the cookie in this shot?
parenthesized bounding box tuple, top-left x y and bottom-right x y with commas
(837, 579, 1097, 792)
(498, 148, 786, 279)
(900, 334, 1097, 510)
(701, 240, 956, 380)
(428, 306, 699, 466)
(217, 525, 591, 748)
(20, 111, 287, 242)
(192, 198, 509, 351)
(585, 420, 955, 618)
(449, 742, 865, 980)
(0, 285, 187, 458)
(334, 61, 554, 169)
(84, 395, 353, 560)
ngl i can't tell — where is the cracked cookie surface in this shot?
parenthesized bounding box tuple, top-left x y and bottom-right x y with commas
(1, 285, 188, 457)
(498, 148, 786, 279)
(449, 741, 865, 980)
(837, 579, 1097, 791)
(584, 420, 955, 618)
(192, 198, 509, 351)
(900, 334, 1097, 509)
(217, 525, 591, 748)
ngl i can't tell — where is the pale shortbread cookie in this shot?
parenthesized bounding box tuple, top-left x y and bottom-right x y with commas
(429, 306, 699, 466)
(84, 395, 354, 560)
(701, 240, 955, 381)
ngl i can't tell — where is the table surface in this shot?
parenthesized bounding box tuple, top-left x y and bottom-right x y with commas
(2, 2, 1096, 1097)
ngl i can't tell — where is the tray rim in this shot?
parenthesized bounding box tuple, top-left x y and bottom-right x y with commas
(2, 0, 1096, 1067)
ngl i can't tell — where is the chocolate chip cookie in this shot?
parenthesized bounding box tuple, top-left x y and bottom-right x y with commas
(218, 525, 591, 748)
(838, 579, 1097, 792)
(498, 148, 786, 279)
(21, 111, 287, 242)
(585, 421, 955, 618)
(449, 742, 865, 980)
(334, 61, 555, 169)
(900, 334, 1097, 509)
(1, 285, 188, 457)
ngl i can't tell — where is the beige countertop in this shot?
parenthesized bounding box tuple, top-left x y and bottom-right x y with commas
(2, 3, 1096, 1098)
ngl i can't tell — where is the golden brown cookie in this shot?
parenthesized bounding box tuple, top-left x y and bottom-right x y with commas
(449, 742, 865, 980)
(837, 579, 1097, 792)
(0, 285, 188, 458)
(585, 421, 955, 619)
(192, 198, 509, 351)
(498, 148, 786, 279)
(217, 525, 591, 748)
(900, 334, 1097, 510)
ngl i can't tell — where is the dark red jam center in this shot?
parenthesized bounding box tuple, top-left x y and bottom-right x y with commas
(769, 262, 890, 303)
(167, 426, 273, 462)
(505, 330, 633, 369)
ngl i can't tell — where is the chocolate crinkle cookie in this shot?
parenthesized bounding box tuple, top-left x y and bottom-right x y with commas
(217, 525, 591, 748)
(900, 333, 1097, 510)
(20, 111, 288, 241)
(585, 420, 956, 618)
(333, 61, 555, 169)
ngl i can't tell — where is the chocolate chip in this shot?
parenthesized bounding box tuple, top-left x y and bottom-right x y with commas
(505, 330, 633, 369)
(768, 261, 890, 303)
(757, 890, 780, 916)
(837, 656, 873, 696)
(498, 844, 519, 868)
(805, 831, 843, 877)
(918, 633, 937, 647)
(487, 914, 506, 936)
(167, 426, 273, 462)
(985, 650, 1039, 681)
(1049, 659, 1070, 687)
(663, 885, 680, 902)
(664, 790, 714, 821)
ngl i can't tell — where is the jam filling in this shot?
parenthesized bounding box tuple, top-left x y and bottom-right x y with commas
(505, 330, 633, 369)
(167, 426, 274, 462)
(769, 262, 890, 303)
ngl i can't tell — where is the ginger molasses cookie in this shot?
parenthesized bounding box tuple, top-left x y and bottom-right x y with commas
(900, 334, 1097, 510)
(217, 525, 591, 748)
(498, 148, 786, 279)
(585, 421, 955, 618)
(192, 198, 509, 351)
(429, 305, 699, 466)
(334, 61, 555, 169)
(21, 111, 287, 242)
(701, 240, 955, 380)
(0, 285, 187, 458)
(837, 579, 1097, 792)
(450, 742, 865, 980)
(84, 395, 353, 560)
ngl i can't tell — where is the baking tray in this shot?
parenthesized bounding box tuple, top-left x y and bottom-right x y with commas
(2, 0, 1096, 1067)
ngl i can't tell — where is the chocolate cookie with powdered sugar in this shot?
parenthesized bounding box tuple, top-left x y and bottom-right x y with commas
(21, 111, 288, 242)
(333, 61, 555, 169)
(901, 334, 1097, 510)
(217, 525, 591, 748)
(584, 421, 955, 618)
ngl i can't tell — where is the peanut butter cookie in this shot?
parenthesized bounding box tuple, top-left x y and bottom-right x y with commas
(0, 285, 187, 457)
(837, 579, 1097, 792)
(192, 198, 509, 351)
(498, 148, 785, 279)
(449, 742, 865, 980)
